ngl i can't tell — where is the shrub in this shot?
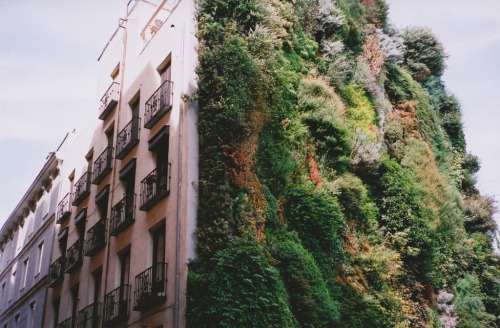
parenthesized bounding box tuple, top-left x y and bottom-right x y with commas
(403, 27, 447, 80)
(341, 84, 377, 137)
(453, 273, 496, 328)
(378, 25, 405, 65)
(285, 186, 344, 260)
(187, 239, 297, 327)
(463, 195, 498, 233)
(275, 238, 340, 327)
(304, 116, 352, 172)
(377, 158, 433, 259)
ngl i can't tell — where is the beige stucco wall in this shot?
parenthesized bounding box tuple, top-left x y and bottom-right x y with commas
(44, 0, 197, 326)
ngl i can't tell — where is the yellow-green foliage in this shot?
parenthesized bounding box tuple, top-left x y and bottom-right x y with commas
(341, 84, 377, 137)
(400, 138, 448, 224)
(190, 0, 500, 326)
(298, 77, 345, 121)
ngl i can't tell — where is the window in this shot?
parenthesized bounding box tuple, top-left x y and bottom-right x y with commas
(86, 154, 93, 177)
(106, 128, 114, 149)
(1, 282, 5, 306)
(53, 298, 60, 328)
(21, 258, 29, 290)
(29, 302, 35, 328)
(14, 314, 19, 328)
(131, 95, 140, 118)
(71, 284, 79, 324)
(96, 187, 110, 220)
(152, 224, 166, 292)
(120, 249, 130, 286)
(36, 242, 44, 274)
(93, 268, 102, 304)
(159, 59, 171, 83)
(111, 63, 120, 80)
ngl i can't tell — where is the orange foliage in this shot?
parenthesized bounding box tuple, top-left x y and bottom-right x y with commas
(360, 0, 383, 27)
(307, 152, 322, 186)
(362, 27, 385, 76)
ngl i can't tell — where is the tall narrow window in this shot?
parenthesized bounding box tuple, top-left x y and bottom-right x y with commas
(21, 258, 29, 290)
(160, 62, 171, 83)
(92, 268, 102, 327)
(53, 298, 60, 328)
(93, 268, 102, 304)
(29, 301, 35, 328)
(131, 96, 140, 118)
(14, 314, 19, 328)
(71, 284, 79, 324)
(36, 242, 44, 274)
(1, 282, 5, 307)
(153, 224, 165, 265)
(120, 249, 130, 286)
(86, 154, 93, 176)
(69, 174, 75, 197)
(152, 224, 166, 296)
(107, 128, 114, 149)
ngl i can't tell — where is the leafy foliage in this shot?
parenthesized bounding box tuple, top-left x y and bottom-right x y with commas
(403, 27, 447, 81)
(188, 0, 500, 326)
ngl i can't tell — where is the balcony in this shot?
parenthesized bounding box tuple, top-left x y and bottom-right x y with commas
(48, 256, 65, 288)
(73, 172, 91, 206)
(116, 117, 140, 160)
(133, 262, 167, 311)
(77, 302, 101, 328)
(65, 239, 83, 273)
(84, 219, 106, 257)
(57, 193, 73, 224)
(58, 317, 74, 328)
(103, 285, 130, 326)
(139, 164, 171, 211)
(99, 82, 120, 120)
(144, 80, 173, 129)
(110, 194, 135, 237)
(92, 147, 113, 185)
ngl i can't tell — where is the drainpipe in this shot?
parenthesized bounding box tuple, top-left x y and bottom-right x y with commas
(103, 16, 128, 310)
(174, 14, 187, 328)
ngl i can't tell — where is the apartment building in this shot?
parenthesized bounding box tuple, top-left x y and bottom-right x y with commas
(41, 0, 198, 327)
(0, 152, 62, 328)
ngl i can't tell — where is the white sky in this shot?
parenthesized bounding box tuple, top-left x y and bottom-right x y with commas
(386, 0, 500, 227)
(0, 0, 127, 221)
(0, 1, 499, 229)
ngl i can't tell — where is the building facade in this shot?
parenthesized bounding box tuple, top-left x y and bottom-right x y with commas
(0, 0, 198, 327)
(0, 153, 62, 328)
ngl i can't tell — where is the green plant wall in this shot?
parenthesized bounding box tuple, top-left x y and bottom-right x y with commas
(187, 0, 500, 327)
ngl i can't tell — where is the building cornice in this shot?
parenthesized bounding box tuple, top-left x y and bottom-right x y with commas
(0, 153, 61, 246)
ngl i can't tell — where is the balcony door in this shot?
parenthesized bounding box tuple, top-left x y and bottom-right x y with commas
(159, 63, 171, 109)
(119, 249, 130, 316)
(152, 225, 165, 296)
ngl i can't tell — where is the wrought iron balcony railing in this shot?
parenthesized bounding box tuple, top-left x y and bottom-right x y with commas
(110, 194, 135, 237)
(57, 317, 74, 328)
(144, 80, 173, 129)
(133, 262, 167, 311)
(99, 82, 120, 120)
(72, 172, 91, 206)
(139, 164, 171, 211)
(77, 302, 101, 328)
(48, 256, 65, 288)
(84, 219, 106, 257)
(65, 239, 83, 273)
(57, 193, 73, 224)
(92, 147, 113, 185)
(116, 117, 140, 160)
(103, 285, 130, 326)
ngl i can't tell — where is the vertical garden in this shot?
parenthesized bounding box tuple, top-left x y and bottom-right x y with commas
(186, 0, 500, 327)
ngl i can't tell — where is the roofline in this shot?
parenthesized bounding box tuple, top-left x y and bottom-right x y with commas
(97, 0, 141, 61)
(0, 152, 61, 242)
